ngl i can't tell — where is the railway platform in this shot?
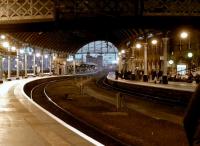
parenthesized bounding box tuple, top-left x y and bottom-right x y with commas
(107, 72, 197, 92)
(0, 78, 102, 146)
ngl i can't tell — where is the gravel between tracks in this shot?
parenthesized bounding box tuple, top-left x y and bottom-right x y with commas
(45, 78, 189, 146)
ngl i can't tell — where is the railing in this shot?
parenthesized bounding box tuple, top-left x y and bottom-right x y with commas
(0, 0, 54, 24)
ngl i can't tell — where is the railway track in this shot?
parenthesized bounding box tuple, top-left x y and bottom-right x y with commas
(28, 77, 130, 146)
(96, 76, 188, 107)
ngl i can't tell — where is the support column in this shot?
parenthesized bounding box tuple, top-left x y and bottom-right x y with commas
(49, 53, 52, 75)
(143, 43, 148, 82)
(24, 53, 28, 78)
(162, 38, 169, 84)
(16, 49, 20, 79)
(131, 47, 136, 80)
(33, 52, 36, 76)
(7, 55, 11, 81)
(73, 55, 76, 75)
(0, 55, 3, 83)
(41, 52, 44, 76)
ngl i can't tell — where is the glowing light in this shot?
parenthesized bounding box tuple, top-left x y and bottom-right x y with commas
(28, 52, 32, 55)
(118, 52, 121, 56)
(11, 46, 16, 51)
(188, 52, 193, 58)
(151, 39, 158, 45)
(0, 35, 5, 39)
(20, 49, 24, 54)
(36, 53, 41, 57)
(136, 43, 142, 49)
(53, 56, 56, 60)
(121, 50, 125, 54)
(44, 54, 48, 59)
(180, 32, 188, 39)
(2, 42, 9, 48)
(168, 60, 174, 65)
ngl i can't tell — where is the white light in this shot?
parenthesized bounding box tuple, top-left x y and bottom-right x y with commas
(2, 42, 9, 48)
(1, 35, 5, 39)
(136, 43, 142, 49)
(20, 49, 24, 54)
(121, 50, 125, 54)
(152, 39, 158, 45)
(36, 53, 41, 57)
(11, 46, 16, 51)
(53, 56, 56, 60)
(169, 60, 174, 65)
(118, 52, 121, 56)
(180, 32, 188, 39)
(44, 54, 48, 59)
(28, 52, 32, 55)
(112, 60, 118, 64)
(188, 52, 193, 58)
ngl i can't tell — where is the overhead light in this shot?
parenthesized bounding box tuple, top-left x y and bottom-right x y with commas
(180, 32, 188, 39)
(168, 60, 174, 65)
(2, 42, 9, 48)
(136, 43, 142, 49)
(36, 53, 41, 57)
(0, 35, 5, 39)
(20, 49, 24, 54)
(151, 39, 158, 45)
(44, 54, 48, 59)
(11, 46, 16, 51)
(188, 52, 193, 58)
(121, 50, 125, 54)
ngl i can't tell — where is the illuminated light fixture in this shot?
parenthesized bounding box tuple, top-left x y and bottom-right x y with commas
(20, 49, 24, 54)
(118, 52, 121, 56)
(2, 42, 9, 48)
(121, 50, 125, 54)
(168, 60, 174, 65)
(28, 51, 32, 55)
(11, 46, 16, 51)
(1, 35, 5, 39)
(44, 54, 48, 59)
(36, 53, 41, 57)
(180, 32, 188, 39)
(151, 39, 158, 45)
(136, 43, 142, 49)
(15, 58, 18, 61)
(53, 56, 56, 60)
(188, 52, 193, 58)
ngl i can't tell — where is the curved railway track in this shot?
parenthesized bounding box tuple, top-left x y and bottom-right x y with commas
(96, 76, 188, 107)
(29, 77, 130, 146)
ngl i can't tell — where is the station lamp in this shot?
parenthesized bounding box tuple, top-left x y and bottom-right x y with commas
(2, 42, 9, 48)
(11, 46, 16, 51)
(151, 39, 158, 45)
(1, 35, 5, 40)
(188, 52, 193, 58)
(180, 32, 188, 39)
(136, 43, 142, 49)
(36, 53, 41, 57)
(44, 54, 48, 59)
(20, 49, 24, 54)
(121, 50, 125, 54)
(168, 59, 174, 65)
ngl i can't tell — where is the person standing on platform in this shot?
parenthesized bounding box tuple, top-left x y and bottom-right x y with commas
(184, 84, 200, 146)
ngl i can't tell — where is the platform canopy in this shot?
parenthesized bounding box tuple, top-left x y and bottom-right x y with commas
(0, 0, 199, 53)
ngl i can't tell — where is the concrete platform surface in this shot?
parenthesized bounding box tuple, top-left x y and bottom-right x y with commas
(0, 78, 103, 146)
(108, 72, 197, 92)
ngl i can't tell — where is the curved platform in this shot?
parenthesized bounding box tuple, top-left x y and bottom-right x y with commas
(0, 78, 103, 146)
(107, 72, 197, 92)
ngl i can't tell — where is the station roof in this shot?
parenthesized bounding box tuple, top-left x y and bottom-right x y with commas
(0, 0, 199, 53)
